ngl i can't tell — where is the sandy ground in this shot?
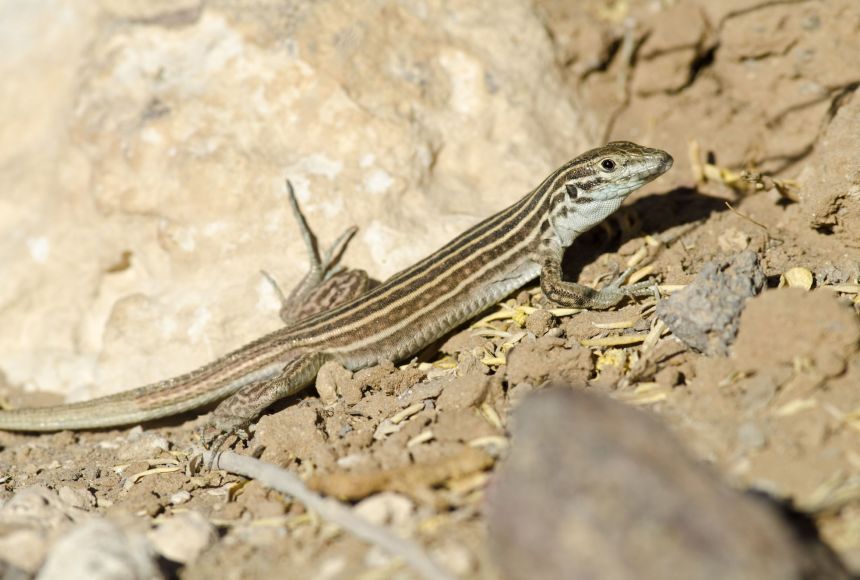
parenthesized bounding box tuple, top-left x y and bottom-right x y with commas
(2, 1, 860, 578)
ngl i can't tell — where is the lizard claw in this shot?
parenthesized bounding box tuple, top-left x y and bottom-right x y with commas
(606, 267, 658, 300)
(196, 415, 252, 470)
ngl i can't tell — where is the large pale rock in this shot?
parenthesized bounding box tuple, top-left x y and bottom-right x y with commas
(0, 0, 590, 401)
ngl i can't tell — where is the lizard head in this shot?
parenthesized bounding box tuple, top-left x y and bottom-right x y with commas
(546, 141, 673, 244)
(575, 141, 673, 201)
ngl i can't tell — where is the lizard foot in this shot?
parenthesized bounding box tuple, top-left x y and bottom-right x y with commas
(196, 415, 252, 470)
(599, 267, 659, 306)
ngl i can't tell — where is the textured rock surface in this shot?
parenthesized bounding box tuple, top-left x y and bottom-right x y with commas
(538, 0, 860, 177)
(732, 288, 860, 375)
(656, 251, 765, 356)
(796, 92, 860, 237)
(0, 0, 590, 400)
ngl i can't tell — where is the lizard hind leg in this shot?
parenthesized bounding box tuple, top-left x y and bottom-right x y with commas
(261, 180, 370, 324)
(199, 351, 325, 456)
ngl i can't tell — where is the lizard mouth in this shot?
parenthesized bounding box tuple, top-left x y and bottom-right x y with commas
(645, 151, 674, 176)
(637, 152, 674, 184)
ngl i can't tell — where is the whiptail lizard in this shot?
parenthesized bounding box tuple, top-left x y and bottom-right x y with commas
(0, 142, 673, 448)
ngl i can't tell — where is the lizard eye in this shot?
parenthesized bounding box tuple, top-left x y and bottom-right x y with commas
(600, 158, 617, 172)
(565, 183, 578, 198)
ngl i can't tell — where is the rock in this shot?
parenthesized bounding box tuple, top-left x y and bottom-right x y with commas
(168, 490, 191, 506)
(0, 0, 588, 404)
(0, 484, 89, 530)
(656, 251, 765, 355)
(148, 511, 216, 565)
(796, 91, 860, 240)
(57, 486, 95, 510)
(396, 379, 445, 408)
(0, 485, 95, 572)
(431, 541, 476, 576)
(37, 519, 159, 580)
(524, 308, 555, 336)
(353, 492, 415, 531)
(116, 431, 171, 462)
(486, 387, 850, 580)
(437, 374, 490, 412)
(0, 529, 48, 575)
(315, 360, 353, 406)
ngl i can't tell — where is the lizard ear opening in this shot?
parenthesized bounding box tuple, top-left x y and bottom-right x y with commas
(565, 183, 578, 198)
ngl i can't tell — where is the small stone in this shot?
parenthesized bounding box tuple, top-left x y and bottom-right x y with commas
(354, 492, 414, 531)
(315, 360, 353, 406)
(525, 309, 555, 336)
(456, 350, 489, 377)
(1, 485, 88, 529)
(437, 374, 490, 412)
(432, 541, 476, 576)
(780, 267, 814, 290)
(57, 486, 94, 510)
(654, 367, 681, 388)
(116, 432, 171, 461)
(545, 327, 563, 338)
(148, 511, 216, 565)
(737, 422, 767, 452)
(169, 490, 191, 505)
(397, 378, 445, 407)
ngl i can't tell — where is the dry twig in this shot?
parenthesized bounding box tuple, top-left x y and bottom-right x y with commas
(201, 450, 453, 580)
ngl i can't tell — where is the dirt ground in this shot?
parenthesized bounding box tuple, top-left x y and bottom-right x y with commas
(3, 0, 860, 578)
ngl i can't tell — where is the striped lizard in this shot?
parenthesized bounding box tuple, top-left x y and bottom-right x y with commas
(0, 142, 673, 448)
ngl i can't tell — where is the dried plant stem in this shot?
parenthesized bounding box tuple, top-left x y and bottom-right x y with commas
(203, 450, 453, 580)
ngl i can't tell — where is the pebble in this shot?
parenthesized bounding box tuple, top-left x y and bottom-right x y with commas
(525, 308, 555, 336)
(354, 492, 414, 530)
(169, 490, 192, 506)
(148, 511, 216, 565)
(57, 486, 95, 510)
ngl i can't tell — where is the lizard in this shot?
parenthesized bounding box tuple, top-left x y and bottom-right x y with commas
(0, 141, 673, 449)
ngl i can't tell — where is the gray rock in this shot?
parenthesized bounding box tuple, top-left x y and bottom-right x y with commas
(148, 511, 216, 565)
(37, 519, 159, 580)
(486, 387, 850, 580)
(657, 250, 765, 355)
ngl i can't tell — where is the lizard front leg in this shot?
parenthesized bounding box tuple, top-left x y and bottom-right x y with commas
(539, 246, 656, 310)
